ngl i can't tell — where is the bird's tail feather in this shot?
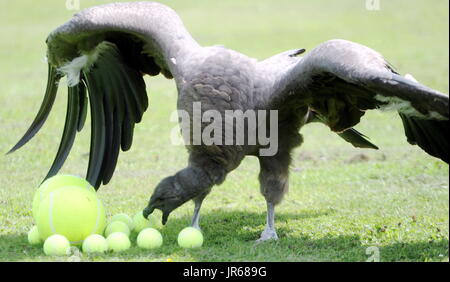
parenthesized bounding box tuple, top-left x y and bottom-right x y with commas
(399, 113, 449, 163)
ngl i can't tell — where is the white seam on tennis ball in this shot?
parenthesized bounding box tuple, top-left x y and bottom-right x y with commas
(44, 184, 97, 245)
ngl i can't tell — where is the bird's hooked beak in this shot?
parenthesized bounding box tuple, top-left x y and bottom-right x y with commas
(142, 199, 173, 225)
(142, 205, 155, 221)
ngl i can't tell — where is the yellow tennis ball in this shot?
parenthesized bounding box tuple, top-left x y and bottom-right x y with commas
(36, 186, 106, 245)
(43, 234, 71, 256)
(137, 228, 163, 249)
(110, 213, 134, 230)
(133, 211, 161, 233)
(82, 234, 108, 254)
(104, 221, 130, 237)
(106, 232, 130, 252)
(27, 226, 42, 245)
(177, 227, 203, 248)
(32, 174, 95, 220)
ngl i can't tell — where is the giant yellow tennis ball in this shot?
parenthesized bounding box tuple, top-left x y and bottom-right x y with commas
(177, 227, 203, 248)
(133, 211, 161, 233)
(27, 226, 42, 245)
(110, 213, 134, 230)
(32, 174, 95, 220)
(106, 232, 130, 252)
(43, 234, 71, 256)
(137, 228, 163, 249)
(36, 186, 106, 245)
(82, 234, 108, 254)
(104, 221, 130, 237)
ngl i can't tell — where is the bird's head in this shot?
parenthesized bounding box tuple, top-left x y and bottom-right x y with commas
(143, 176, 190, 225)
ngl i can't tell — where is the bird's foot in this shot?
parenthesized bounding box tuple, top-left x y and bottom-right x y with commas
(255, 228, 278, 243)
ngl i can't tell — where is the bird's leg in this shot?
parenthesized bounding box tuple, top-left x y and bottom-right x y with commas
(191, 193, 207, 230)
(256, 202, 278, 242)
(256, 150, 292, 243)
(191, 202, 202, 229)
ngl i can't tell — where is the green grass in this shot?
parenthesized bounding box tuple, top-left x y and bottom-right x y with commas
(0, 0, 448, 262)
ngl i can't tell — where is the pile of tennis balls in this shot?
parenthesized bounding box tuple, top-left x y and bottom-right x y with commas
(27, 174, 204, 256)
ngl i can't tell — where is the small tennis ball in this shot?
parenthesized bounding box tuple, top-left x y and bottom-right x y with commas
(177, 227, 203, 248)
(82, 234, 108, 254)
(106, 232, 131, 252)
(105, 221, 130, 237)
(36, 186, 106, 245)
(137, 228, 163, 249)
(43, 234, 71, 256)
(110, 213, 134, 230)
(32, 174, 95, 220)
(27, 226, 42, 245)
(133, 212, 161, 232)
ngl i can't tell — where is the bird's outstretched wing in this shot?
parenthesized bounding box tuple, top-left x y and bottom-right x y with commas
(8, 2, 199, 188)
(272, 39, 449, 163)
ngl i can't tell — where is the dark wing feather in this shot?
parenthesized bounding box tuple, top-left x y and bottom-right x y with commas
(10, 2, 200, 188)
(8, 2, 197, 188)
(275, 39, 449, 163)
(9, 41, 152, 189)
(83, 68, 106, 187)
(77, 77, 88, 132)
(306, 109, 379, 149)
(7, 65, 62, 154)
(400, 114, 449, 163)
(45, 85, 81, 179)
(337, 128, 379, 150)
(82, 43, 149, 187)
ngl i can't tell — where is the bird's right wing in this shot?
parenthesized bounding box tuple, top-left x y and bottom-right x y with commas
(8, 2, 199, 188)
(271, 39, 449, 163)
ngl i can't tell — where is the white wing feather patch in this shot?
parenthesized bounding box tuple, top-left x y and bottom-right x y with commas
(375, 73, 446, 120)
(58, 55, 89, 87)
(57, 42, 111, 87)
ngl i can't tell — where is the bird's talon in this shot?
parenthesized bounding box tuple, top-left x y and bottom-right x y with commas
(255, 229, 278, 243)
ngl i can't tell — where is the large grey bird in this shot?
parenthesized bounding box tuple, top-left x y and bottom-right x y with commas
(9, 2, 448, 241)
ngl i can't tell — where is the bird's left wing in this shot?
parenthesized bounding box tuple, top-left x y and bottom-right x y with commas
(271, 39, 449, 163)
(8, 2, 197, 188)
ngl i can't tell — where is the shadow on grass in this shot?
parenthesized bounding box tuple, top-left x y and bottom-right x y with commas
(1, 209, 448, 261)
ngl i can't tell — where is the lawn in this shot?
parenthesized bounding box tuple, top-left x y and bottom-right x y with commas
(0, 0, 448, 262)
